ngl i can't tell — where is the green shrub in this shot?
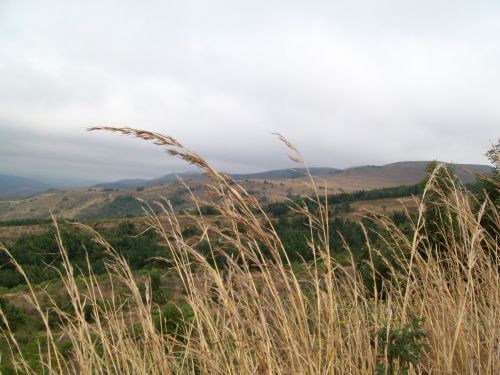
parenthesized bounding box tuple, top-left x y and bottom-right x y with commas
(159, 302, 194, 335)
(375, 316, 428, 375)
(0, 298, 25, 331)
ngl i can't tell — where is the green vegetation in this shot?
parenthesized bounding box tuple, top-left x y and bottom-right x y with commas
(0, 221, 166, 289)
(375, 317, 428, 375)
(476, 140, 499, 242)
(0, 218, 52, 227)
(81, 195, 146, 219)
(325, 184, 422, 204)
(0, 128, 498, 374)
(263, 184, 421, 218)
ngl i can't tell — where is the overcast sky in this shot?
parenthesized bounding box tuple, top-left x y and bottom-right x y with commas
(0, 0, 499, 183)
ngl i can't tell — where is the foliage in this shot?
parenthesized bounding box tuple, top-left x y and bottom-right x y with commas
(0, 297, 25, 331)
(0, 218, 52, 227)
(0, 128, 497, 374)
(325, 184, 421, 205)
(158, 302, 194, 336)
(81, 195, 146, 219)
(264, 202, 290, 217)
(182, 225, 201, 238)
(332, 201, 353, 214)
(475, 140, 499, 241)
(0, 222, 167, 289)
(375, 317, 428, 375)
(199, 205, 218, 215)
(263, 184, 420, 218)
(420, 161, 460, 260)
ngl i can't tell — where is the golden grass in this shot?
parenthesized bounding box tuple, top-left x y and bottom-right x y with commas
(1, 127, 498, 374)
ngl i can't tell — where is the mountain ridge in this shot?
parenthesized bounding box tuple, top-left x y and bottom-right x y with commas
(1, 161, 492, 199)
(93, 161, 492, 189)
(0, 161, 493, 222)
(0, 175, 51, 199)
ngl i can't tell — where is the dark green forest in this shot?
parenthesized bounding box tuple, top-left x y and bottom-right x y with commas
(0, 184, 423, 291)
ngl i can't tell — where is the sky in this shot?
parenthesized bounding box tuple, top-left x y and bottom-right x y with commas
(0, 0, 499, 183)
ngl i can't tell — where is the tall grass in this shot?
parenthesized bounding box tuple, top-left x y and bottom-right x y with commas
(1, 127, 498, 374)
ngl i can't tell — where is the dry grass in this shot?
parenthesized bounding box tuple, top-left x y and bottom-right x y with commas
(1, 127, 498, 374)
(0, 224, 50, 245)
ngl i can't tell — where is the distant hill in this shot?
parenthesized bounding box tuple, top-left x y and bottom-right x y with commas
(92, 162, 491, 191)
(0, 175, 50, 199)
(96, 168, 342, 189)
(307, 161, 493, 192)
(230, 167, 341, 180)
(93, 178, 152, 189)
(94, 172, 203, 189)
(149, 172, 204, 185)
(0, 161, 492, 221)
(336, 161, 491, 185)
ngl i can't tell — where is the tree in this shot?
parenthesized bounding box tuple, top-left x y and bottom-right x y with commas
(420, 161, 459, 259)
(478, 140, 499, 205)
(476, 140, 499, 246)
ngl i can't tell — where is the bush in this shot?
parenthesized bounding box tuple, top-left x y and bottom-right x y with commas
(159, 302, 194, 335)
(375, 317, 428, 375)
(0, 298, 25, 331)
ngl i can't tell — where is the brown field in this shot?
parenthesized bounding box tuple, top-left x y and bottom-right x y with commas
(0, 224, 51, 245)
(1, 160, 487, 222)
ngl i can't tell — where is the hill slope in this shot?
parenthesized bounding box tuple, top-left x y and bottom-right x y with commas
(313, 162, 491, 191)
(0, 175, 50, 199)
(0, 161, 491, 221)
(94, 172, 203, 189)
(95, 168, 342, 189)
(230, 167, 341, 180)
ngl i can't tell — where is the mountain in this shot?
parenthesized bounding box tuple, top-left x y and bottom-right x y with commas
(312, 161, 493, 192)
(94, 178, 152, 189)
(340, 161, 493, 184)
(94, 172, 203, 189)
(95, 168, 342, 189)
(149, 172, 205, 185)
(230, 167, 341, 180)
(92, 162, 491, 191)
(0, 175, 51, 199)
(0, 161, 493, 222)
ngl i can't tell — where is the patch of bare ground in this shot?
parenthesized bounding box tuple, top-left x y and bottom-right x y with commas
(342, 196, 419, 221)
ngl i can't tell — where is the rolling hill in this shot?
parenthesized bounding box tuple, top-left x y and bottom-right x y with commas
(312, 162, 492, 191)
(230, 167, 341, 180)
(94, 172, 203, 189)
(0, 161, 492, 222)
(0, 175, 51, 199)
(94, 168, 341, 189)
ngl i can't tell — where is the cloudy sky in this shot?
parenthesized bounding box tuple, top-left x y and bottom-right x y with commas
(0, 0, 499, 183)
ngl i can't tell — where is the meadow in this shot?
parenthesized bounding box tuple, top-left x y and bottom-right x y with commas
(0, 128, 498, 374)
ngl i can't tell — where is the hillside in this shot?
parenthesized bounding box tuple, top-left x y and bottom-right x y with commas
(95, 168, 341, 189)
(309, 162, 491, 191)
(0, 161, 491, 222)
(230, 167, 341, 180)
(94, 172, 203, 189)
(0, 175, 50, 199)
(0, 160, 497, 375)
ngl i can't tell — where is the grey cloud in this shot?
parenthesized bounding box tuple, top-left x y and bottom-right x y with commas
(0, 0, 498, 182)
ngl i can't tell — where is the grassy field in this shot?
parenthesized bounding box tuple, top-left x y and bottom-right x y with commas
(0, 128, 497, 374)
